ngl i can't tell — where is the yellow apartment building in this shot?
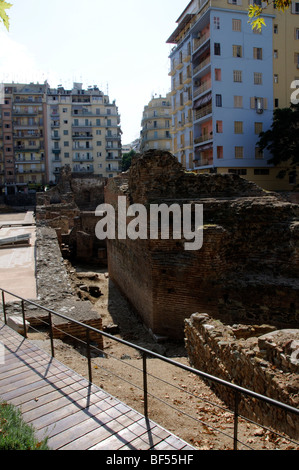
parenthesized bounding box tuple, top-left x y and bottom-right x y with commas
(140, 94, 172, 152)
(167, 0, 299, 191)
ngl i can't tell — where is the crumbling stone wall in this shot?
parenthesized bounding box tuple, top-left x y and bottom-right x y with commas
(106, 150, 299, 339)
(36, 167, 107, 264)
(185, 313, 299, 439)
(5, 226, 103, 350)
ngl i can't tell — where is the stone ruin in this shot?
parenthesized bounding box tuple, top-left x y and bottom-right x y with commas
(185, 313, 299, 439)
(33, 151, 298, 438)
(105, 150, 299, 339)
(36, 166, 107, 264)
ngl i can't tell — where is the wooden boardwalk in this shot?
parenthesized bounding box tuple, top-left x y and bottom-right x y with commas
(0, 322, 195, 451)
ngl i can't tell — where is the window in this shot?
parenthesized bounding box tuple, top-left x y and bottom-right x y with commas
(253, 47, 263, 59)
(232, 19, 241, 31)
(214, 17, 220, 29)
(274, 49, 278, 58)
(255, 122, 263, 134)
(64, 141, 69, 147)
(233, 70, 242, 82)
(233, 45, 242, 57)
(274, 74, 279, 83)
(254, 169, 269, 175)
(235, 146, 244, 158)
(217, 146, 223, 159)
(255, 147, 264, 159)
(63, 130, 68, 135)
(216, 121, 223, 133)
(216, 94, 222, 107)
(215, 68, 222, 81)
(296, 28, 299, 39)
(234, 121, 243, 133)
(214, 43, 221, 55)
(64, 152, 70, 158)
(275, 98, 279, 107)
(274, 24, 278, 34)
(228, 168, 247, 175)
(234, 96, 243, 108)
(251, 96, 267, 112)
(254, 72, 263, 84)
(292, 2, 299, 13)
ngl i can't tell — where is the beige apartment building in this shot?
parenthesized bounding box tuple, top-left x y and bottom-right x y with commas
(167, 0, 299, 191)
(140, 94, 172, 152)
(46, 83, 122, 184)
(0, 82, 122, 194)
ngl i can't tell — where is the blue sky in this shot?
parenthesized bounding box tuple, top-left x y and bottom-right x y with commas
(0, 0, 188, 144)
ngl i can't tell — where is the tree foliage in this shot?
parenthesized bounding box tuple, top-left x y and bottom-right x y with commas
(258, 104, 299, 183)
(248, 0, 291, 30)
(122, 150, 136, 172)
(0, 0, 12, 31)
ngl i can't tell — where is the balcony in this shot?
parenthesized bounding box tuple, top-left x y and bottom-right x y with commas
(193, 33, 210, 55)
(193, 56, 211, 76)
(72, 156, 94, 162)
(72, 133, 93, 140)
(193, 81, 211, 99)
(194, 104, 212, 121)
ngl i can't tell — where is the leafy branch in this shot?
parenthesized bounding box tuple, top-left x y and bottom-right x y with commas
(248, 0, 291, 30)
(0, 0, 12, 31)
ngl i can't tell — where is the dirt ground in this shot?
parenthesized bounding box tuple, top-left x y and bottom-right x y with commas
(28, 263, 298, 451)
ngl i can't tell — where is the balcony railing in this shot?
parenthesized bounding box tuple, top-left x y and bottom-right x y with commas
(193, 33, 210, 55)
(193, 56, 211, 76)
(194, 104, 212, 121)
(193, 81, 212, 99)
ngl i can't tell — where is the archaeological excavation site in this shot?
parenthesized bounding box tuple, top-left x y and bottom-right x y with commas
(1, 150, 298, 449)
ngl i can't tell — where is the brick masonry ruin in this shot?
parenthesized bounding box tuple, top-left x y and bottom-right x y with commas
(185, 313, 299, 439)
(36, 167, 107, 265)
(105, 150, 299, 340)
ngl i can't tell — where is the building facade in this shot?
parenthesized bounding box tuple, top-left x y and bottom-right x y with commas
(167, 0, 299, 190)
(140, 94, 172, 152)
(0, 83, 48, 195)
(46, 83, 122, 184)
(0, 82, 122, 194)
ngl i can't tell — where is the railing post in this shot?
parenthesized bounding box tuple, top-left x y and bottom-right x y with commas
(233, 390, 240, 450)
(21, 300, 27, 338)
(86, 328, 92, 383)
(1, 290, 7, 324)
(142, 352, 148, 419)
(48, 312, 55, 358)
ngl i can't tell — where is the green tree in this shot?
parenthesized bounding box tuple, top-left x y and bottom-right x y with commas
(122, 150, 136, 172)
(0, 0, 12, 31)
(248, 0, 291, 30)
(257, 104, 299, 184)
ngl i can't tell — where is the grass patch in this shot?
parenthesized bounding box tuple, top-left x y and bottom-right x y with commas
(0, 401, 49, 450)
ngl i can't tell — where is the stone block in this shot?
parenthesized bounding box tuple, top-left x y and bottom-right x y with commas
(7, 316, 30, 335)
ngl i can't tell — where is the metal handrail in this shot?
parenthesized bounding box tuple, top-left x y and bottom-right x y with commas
(1, 286, 298, 450)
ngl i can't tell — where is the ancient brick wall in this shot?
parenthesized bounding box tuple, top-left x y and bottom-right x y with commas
(185, 313, 299, 439)
(105, 150, 299, 339)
